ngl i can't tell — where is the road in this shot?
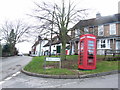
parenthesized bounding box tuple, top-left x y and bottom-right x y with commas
(0, 56, 119, 88)
(0, 56, 32, 81)
(1, 73, 119, 88)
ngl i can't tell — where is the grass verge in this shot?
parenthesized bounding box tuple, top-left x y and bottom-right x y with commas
(24, 55, 119, 75)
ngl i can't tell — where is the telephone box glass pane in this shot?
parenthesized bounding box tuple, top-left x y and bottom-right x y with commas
(80, 41, 84, 65)
(88, 40, 94, 65)
(88, 44, 94, 46)
(80, 41, 84, 50)
(88, 47, 94, 49)
(88, 41, 94, 43)
(88, 50, 94, 53)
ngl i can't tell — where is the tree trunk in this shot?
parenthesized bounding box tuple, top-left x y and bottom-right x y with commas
(60, 27, 67, 61)
(61, 40, 66, 61)
(10, 44, 14, 55)
(10, 43, 16, 56)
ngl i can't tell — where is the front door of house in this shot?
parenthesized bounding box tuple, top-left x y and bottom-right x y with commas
(56, 46, 61, 54)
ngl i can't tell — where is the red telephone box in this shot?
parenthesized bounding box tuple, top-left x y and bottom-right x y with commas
(78, 34, 96, 70)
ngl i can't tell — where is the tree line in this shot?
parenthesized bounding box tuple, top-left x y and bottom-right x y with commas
(1, 21, 31, 57)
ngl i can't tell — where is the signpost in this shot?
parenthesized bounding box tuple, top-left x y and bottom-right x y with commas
(44, 57, 61, 70)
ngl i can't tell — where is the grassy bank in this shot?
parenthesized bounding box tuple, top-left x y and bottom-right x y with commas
(24, 55, 119, 75)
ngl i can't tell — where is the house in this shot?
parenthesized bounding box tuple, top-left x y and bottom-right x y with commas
(70, 13, 120, 55)
(43, 35, 71, 55)
(31, 38, 49, 56)
(31, 34, 71, 56)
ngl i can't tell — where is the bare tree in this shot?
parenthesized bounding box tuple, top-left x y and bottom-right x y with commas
(31, 0, 89, 60)
(1, 20, 31, 54)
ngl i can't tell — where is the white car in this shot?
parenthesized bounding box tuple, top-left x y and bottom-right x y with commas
(18, 52, 24, 56)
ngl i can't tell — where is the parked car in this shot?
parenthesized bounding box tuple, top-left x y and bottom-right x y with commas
(18, 52, 24, 56)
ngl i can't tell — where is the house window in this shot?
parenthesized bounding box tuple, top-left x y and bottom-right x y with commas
(98, 39, 110, 49)
(75, 29, 80, 37)
(101, 40, 106, 48)
(84, 27, 89, 34)
(110, 23, 116, 35)
(98, 25, 104, 36)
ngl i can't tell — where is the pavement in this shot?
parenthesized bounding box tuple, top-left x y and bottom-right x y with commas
(21, 68, 119, 79)
(2, 72, 119, 88)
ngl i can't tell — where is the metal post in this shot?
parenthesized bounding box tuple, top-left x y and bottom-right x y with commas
(0, 39, 2, 57)
(49, 38, 52, 57)
(39, 41, 41, 56)
(49, 11, 54, 57)
(44, 57, 46, 71)
(38, 36, 42, 56)
(59, 60, 61, 69)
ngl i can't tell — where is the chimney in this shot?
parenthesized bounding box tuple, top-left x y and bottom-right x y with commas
(96, 13, 101, 18)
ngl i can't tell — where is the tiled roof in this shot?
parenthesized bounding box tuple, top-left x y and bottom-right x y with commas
(72, 13, 120, 29)
(32, 41, 39, 48)
(43, 35, 71, 47)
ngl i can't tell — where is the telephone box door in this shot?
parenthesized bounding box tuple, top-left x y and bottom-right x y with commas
(78, 34, 96, 70)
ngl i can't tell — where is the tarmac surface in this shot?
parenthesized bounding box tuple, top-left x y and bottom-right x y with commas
(1, 56, 119, 88)
(2, 72, 119, 88)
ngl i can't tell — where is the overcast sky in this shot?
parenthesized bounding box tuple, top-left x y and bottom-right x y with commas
(0, 0, 119, 24)
(0, 0, 119, 53)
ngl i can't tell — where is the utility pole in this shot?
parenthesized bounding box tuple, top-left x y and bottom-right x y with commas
(49, 10, 55, 57)
(38, 36, 42, 56)
(0, 39, 2, 57)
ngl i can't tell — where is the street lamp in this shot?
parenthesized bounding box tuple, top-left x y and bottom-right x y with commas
(38, 36, 42, 56)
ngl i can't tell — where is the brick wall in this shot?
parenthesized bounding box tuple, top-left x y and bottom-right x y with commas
(116, 23, 120, 36)
(104, 25, 109, 36)
(110, 39, 116, 50)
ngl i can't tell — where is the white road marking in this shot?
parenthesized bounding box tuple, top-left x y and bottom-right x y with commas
(4, 77, 12, 81)
(0, 81, 5, 85)
(0, 71, 21, 85)
(12, 71, 20, 77)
